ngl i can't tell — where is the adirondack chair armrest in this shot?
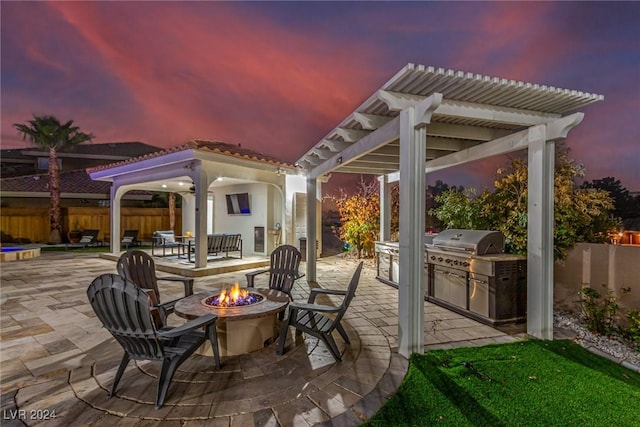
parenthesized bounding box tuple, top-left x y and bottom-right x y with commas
(158, 314, 217, 338)
(308, 288, 347, 303)
(246, 269, 270, 287)
(289, 302, 341, 313)
(157, 276, 195, 296)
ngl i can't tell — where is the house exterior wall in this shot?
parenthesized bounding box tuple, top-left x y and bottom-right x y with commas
(211, 182, 280, 255)
(554, 243, 640, 319)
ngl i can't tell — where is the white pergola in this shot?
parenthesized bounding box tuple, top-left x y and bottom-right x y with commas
(296, 64, 603, 358)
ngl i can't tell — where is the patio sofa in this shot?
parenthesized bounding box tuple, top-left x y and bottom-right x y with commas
(207, 233, 242, 259)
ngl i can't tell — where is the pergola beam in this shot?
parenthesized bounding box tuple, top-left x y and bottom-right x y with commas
(436, 99, 560, 126)
(427, 122, 512, 141)
(378, 90, 561, 126)
(309, 116, 400, 178)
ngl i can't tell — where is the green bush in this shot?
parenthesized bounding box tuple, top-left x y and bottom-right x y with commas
(577, 285, 619, 336)
(625, 309, 640, 350)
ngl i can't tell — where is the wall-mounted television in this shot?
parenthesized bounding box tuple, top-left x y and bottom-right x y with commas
(225, 193, 251, 215)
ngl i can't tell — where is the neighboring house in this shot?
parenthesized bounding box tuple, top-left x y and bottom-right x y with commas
(619, 217, 640, 245)
(1, 142, 162, 209)
(0, 169, 153, 209)
(0, 142, 162, 243)
(1, 141, 161, 178)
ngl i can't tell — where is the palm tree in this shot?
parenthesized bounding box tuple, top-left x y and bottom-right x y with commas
(13, 115, 94, 244)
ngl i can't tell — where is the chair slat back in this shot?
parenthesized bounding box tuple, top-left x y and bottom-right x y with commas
(117, 251, 160, 302)
(88, 274, 164, 360)
(208, 234, 224, 253)
(269, 245, 302, 292)
(332, 262, 363, 325)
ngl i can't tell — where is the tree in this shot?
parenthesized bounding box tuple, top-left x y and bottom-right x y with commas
(426, 180, 464, 231)
(334, 177, 380, 258)
(13, 115, 94, 244)
(581, 177, 639, 220)
(431, 147, 617, 260)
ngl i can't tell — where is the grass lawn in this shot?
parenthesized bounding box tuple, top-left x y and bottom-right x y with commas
(366, 339, 640, 427)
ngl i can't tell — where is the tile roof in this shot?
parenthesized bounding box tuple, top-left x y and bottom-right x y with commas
(2, 170, 111, 194)
(1, 141, 160, 160)
(87, 140, 299, 173)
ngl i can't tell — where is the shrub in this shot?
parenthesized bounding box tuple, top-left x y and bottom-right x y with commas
(624, 309, 640, 350)
(577, 285, 619, 337)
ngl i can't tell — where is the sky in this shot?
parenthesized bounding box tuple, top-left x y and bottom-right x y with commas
(2, 1, 639, 193)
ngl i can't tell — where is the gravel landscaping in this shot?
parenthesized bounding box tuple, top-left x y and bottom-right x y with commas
(554, 311, 640, 368)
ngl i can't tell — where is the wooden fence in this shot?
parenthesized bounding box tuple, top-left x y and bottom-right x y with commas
(1, 207, 182, 243)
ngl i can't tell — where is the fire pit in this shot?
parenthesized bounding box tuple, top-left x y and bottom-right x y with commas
(174, 284, 289, 357)
(202, 283, 264, 307)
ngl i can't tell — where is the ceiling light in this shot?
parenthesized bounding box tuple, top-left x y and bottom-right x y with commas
(161, 184, 167, 188)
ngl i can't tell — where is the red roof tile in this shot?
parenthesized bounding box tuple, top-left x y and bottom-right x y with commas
(1, 170, 110, 194)
(87, 140, 300, 173)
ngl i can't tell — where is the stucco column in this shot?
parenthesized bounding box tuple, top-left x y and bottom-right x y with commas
(110, 184, 123, 254)
(192, 162, 209, 268)
(379, 174, 391, 241)
(306, 177, 317, 282)
(181, 194, 196, 235)
(527, 124, 554, 339)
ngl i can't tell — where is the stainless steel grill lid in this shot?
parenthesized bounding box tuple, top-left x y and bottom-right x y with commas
(432, 229, 504, 255)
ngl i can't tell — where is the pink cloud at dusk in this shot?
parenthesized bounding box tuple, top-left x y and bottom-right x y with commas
(2, 2, 639, 191)
(45, 2, 382, 158)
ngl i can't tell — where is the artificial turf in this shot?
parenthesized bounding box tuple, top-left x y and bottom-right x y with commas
(366, 339, 640, 427)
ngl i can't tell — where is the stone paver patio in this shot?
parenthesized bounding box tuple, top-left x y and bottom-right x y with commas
(0, 252, 524, 426)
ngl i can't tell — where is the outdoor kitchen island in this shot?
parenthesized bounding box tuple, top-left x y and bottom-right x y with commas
(375, 229, 527, 326)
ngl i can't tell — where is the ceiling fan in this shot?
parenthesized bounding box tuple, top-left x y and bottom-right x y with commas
(174, 181, 214, 196)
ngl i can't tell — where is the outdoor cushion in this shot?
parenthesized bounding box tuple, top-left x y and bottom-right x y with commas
(158, 233, 175, 243)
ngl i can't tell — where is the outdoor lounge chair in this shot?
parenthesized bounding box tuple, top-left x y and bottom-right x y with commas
(117, 250, 194, 326)
(151, 230, 182, 257)
(87, 273, 220, 408)
(246, 244, 305, 299)
(66, 229, 100, 249)
(277, 261, 363, 362)
(121, 229, 139, 248)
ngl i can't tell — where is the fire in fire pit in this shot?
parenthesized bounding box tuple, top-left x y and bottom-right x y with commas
(202, 283, 264, 308)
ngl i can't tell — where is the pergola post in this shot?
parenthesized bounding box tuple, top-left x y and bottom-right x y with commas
(398, 108, 426, 357)
(379, 174, 392, 241)
(527, 124, 554, 339)
(397, 94, 441, 358)
(306, 177, 317, 282)
(526, 113, 584, 340)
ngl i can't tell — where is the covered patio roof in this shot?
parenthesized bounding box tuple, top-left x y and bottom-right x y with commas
(89, 140, 306, 266)
(295, 63, 603, 358)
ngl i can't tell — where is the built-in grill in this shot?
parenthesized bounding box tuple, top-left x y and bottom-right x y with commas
(426, 229, 526, 325)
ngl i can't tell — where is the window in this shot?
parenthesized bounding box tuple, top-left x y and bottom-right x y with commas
(37, 157, 62, 170)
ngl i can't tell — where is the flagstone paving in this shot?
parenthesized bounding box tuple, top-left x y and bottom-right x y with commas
(0, 252, 524, 426)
